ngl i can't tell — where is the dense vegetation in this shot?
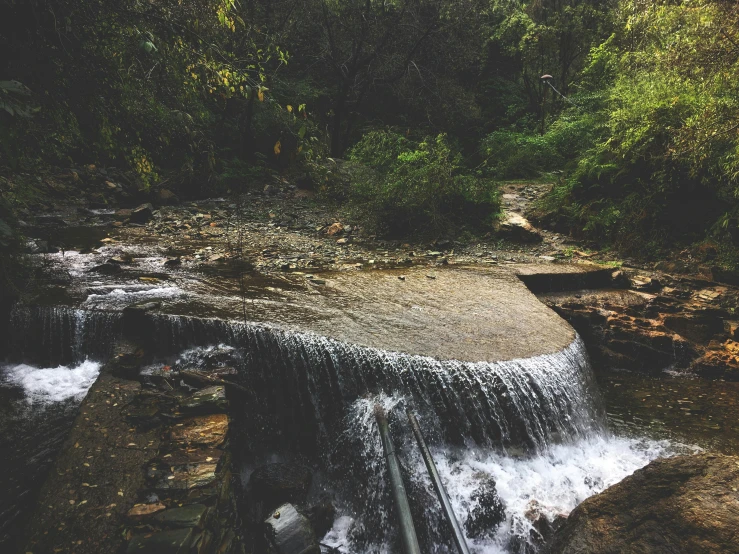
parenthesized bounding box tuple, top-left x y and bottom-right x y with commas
(1, 0, 738, 256)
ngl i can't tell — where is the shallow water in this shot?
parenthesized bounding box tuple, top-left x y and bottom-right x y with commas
(598, 367, 739, 455)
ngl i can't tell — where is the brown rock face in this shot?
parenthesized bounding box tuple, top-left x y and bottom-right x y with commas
(541, 271, 739, 379)
(549, 453, 739, 554)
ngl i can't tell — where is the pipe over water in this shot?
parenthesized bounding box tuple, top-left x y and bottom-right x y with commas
(407, 410, 471, 554)
(374, 405, 421, 554)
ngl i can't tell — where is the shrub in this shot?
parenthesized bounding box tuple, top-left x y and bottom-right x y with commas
(348, 130, 500, 236)
(480, 130, 563, 179)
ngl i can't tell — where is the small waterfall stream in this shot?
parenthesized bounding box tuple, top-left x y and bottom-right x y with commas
(2, 307, 671, 553)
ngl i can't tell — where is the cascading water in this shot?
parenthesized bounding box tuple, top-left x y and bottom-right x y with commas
(5, 305, 122, 366)
(147, 314, 670, 553)
(1, 307, 675, 553)
(150, 314, 604, 452)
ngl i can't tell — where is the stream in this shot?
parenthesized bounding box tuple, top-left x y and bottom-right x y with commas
(2, 305, 732, 553)
(0, 227, 734, 553)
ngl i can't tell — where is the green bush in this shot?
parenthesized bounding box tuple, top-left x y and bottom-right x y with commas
(348, 130, 500, 236)
(480, 130, 563, 179)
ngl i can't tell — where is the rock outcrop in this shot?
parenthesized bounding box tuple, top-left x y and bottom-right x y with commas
(549, 453, 739, 554)
(542, 269, 739, 379)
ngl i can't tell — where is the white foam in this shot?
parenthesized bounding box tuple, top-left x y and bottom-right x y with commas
(84, 286, 184, 305)
(2, 360, 101, 404)
(322, 434, 678, 553)
(438, 435, 675, 553)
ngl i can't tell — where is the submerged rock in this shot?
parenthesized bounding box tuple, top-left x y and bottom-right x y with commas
(465, 475, 505, 539)
(549, 453, 739, 554)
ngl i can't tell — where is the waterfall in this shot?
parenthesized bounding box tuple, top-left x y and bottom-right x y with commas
(152, 314, 604, 454)
(1, 307, 668, 554)
(4, 306, 122, 365)
(3, 307, 604, 452)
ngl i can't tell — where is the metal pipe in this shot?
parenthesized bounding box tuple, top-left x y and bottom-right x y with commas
(407, 411, 471, 554)
(374, 405, 422, 554)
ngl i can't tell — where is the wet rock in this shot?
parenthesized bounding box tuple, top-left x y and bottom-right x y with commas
(131, 203, 155, 224)
(464, 476, 505, 539)
(508, 499, 566, 552)
(108, 348, 146, 380)
(264, 503, 321, 554)
(663, 313, 726, 343)
(550, 453, 739, 554)
(710, 266, 739, 286)
(164, 257, 182, 267)
(630, 274, 662, 292)
(654, 260, 690, 274)
(127, 501, 168, 521)
(123, 302, 160, 344)
(180, 386, 228, 414)
(148, 449, 222, 491)
(154, 504, 209, 528)
(24, 239, 59, 254)
(496, 213, 542, 243)
(126, 528, 194, 554)
(692, 344, 739, 379)
(88, 262, 123, 274)
(610, 270, 629, 288)
(169, 414, 229, 448)
(245, 463, 313, 522)
(124, 393, 168, 429)
(108, 254, 134, 264)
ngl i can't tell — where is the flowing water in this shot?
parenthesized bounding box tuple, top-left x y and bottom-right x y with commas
(0, 306, 707, 553)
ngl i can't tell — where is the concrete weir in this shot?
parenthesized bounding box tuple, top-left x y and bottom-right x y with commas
(9, 262, 611, 554)
(246, 266, 578, 362)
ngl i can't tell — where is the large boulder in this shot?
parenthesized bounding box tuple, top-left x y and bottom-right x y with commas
(264, 503, 320, 554)
(496, 213, 542, 243)
(549, 453, 739, 554)
(130, 202, 154, 223)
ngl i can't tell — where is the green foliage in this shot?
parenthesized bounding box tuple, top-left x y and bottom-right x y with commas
(480, 130, 562, 179)
(0, 0, 297, 189)
(539, 0, 739, 256)
(349, 130, 500, 236)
